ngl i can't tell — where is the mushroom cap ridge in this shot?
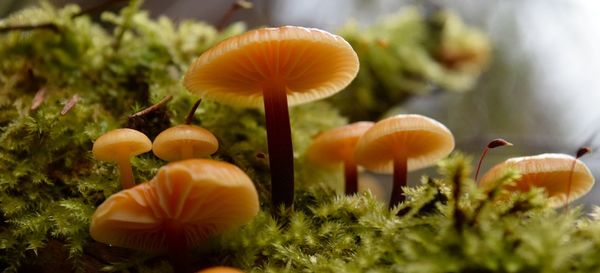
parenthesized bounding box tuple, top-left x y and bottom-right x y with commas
(184, 26, 359, 108)
(479, 153, 595, 207)
(355, 114, 455, 173)
(92, 128, 152, 161)
(89, 159, 259, 252)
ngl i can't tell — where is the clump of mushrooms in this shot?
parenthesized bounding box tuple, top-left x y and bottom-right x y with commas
(92, 128, 152, 189)
(90, 159, 259, 272)
(355, 114, 455, 208)
(479, 153, 595, 208)
(184, 26, 359, 209)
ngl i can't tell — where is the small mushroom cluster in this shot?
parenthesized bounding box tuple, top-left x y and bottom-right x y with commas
(91, 100, 256, 272)
(308, 114, 456, 208)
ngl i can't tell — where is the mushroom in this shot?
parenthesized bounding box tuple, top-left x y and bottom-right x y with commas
(152, 125, 218, 161)
(184, 26, 359, 208)
(355, 114, 455, 208)
(92, 128, 152, 189)
(479, 153, 595, 208)
(197, 267, 244, 273)
(90, 159, 259, 272)
(307, 122, 374, 194)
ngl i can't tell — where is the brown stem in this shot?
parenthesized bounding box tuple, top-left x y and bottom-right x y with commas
(164, 220, 191, 273)
(129, 95, 173, 119)
(116, 158, 135, 189)
(344, 160, 358, 195)
(263, 80, 294, 210)
(474, 147, 489, 183)
(391, 154, 407, 208)
(0, 23, 59, 33)
(185, 99, 202, 125)
(475, 138, 512, 184)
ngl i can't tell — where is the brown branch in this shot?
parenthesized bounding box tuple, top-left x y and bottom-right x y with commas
(0, 23, 59, 33)
(185, 99, 202, 125)
(128, 95, 173, 119)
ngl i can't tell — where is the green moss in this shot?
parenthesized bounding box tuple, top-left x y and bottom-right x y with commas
(4, 3, 598, 273)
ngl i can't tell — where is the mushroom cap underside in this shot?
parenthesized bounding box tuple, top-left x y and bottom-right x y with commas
(152, 125, 219, 161)
(307, 121, 374, 166)
(479, 153, 595, 207)
(90, 159, 259, 252)
(184, 26, 359, 107)
(92, 128, 152, 161)
(355, 114, 455, 173)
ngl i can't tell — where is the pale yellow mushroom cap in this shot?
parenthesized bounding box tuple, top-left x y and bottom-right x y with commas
(152, 125, 219, 161)
(92, 128, 152, 161)
(355, 114, 455, 173)
(197, 266, 245, 273)
(479, 153, 595, 207)
(89, 159, 259, 252)
(184, 26, 359, 108)
(307, 122, 374, 167)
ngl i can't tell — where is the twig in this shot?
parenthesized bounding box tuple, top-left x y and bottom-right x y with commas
(216, 0, 254, 31)
(60, 94, 81, 115)
(0, 23, 59, 33)
(30, 87, 47, 110)
(128, 95, 173, 119)
(185, 99, 202, 125)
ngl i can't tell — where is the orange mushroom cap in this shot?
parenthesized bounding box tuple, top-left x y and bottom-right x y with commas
(152, 125, 219, 161)
(183, 26, 359, 107)
(355, 114, 455, 173)
(307, 122, 374, 167)
(92, 128, 152, 161)
(479, 153, 595, 207)
(197, 266, 245, 273)
(89, 159, 259, 252)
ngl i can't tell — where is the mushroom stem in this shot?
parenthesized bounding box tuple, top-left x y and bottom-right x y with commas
(116, 158, 136, 189)
(474, 147, 489, 183)
(164, 220, 192, 273)
(263, 80, 294, 209)
(344, 159, 358, 195)
(391, 154, 407, 208)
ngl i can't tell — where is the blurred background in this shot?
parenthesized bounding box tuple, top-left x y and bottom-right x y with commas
(2, 0, 600, 207)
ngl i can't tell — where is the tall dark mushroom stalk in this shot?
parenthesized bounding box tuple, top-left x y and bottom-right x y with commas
(183, 26, 359, 210)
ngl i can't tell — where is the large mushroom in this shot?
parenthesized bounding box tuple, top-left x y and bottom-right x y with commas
(355, 114, 455, 208)
(184, 26, 359, 208)
(92, 128, 152, 189)
(307, 122, 374, 194)
(90, 159, 259, 272)
(479, 153, 595, 207)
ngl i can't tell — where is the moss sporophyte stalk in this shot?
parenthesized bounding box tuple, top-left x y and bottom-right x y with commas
(4, 2, 600, 273)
